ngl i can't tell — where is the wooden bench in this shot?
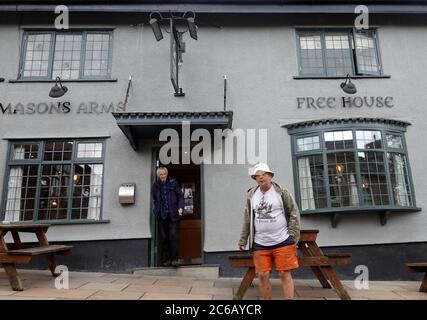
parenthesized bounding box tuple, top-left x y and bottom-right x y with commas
(229, 252, 351, 300)
(406, 262, 427, 292)
(229, 253, 352, 268)
(0, 223, 73, 291)
(230, 230, 352, 300)
(1, 244, 73, 291)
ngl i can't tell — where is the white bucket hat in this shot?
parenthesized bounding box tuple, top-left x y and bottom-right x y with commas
(249, 163, 274, 180)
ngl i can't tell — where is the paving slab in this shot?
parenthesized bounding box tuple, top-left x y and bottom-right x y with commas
(88, 290, 144, 300)
(140, 292, 212, 300)
(124, 284, 191, 294)
(78, 282, 130, 291)
(14, 287, 98, 299)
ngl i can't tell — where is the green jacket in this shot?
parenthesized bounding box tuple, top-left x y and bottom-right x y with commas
(238, 181, 301, 250)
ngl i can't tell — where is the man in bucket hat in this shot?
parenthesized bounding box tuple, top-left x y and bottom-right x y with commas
(239, 163, 301, 299)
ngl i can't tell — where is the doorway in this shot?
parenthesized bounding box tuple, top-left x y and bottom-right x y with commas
(152, 150, 202, 267)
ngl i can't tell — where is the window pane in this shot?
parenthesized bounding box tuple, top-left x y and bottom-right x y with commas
(324, 33, 353, 76)
(72, 164, 103, 220)
(39, 164, 70, 220)
(327, 152, 359, 207)
(11, 143, 39, 160)
(386, 134, 403, 149)
(4, 165, 38, 221)
(387, 153, 412, 206)
(298, 32, 324, 76)
(358, 151, 390, 205)
(22, 33, 51, 78)
(52, 34, 82, 80)
(84, 33, 111, 77)
(324, 130, 353, 150)
(77, 142, 103, 158)
(296, 136, 320, 152)
(356, 130, 382, 149)
(43, 141, 74, 161)
(354, 30, 380, 75)
(297, 155, 327, 210)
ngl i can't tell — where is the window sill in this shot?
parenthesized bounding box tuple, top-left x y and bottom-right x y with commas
(301, 207, 421, 228)
(8, 79, 118, 83)
(293, 75, 391, 80)
(31, 219, 111, 226)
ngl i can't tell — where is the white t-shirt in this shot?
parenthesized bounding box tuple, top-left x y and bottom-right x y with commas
(252, 186, 289, 246)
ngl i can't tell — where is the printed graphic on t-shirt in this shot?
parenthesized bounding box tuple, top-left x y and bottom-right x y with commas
(252, 187, 289, 246)
(254, 196, 273, 219)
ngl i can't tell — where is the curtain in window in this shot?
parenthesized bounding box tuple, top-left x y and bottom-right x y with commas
(87, 165, 102, 220)
(349, 173, 359, 207)
(391, 153, 410, 206)
(298, 157, 315, 210)
(5, 147, 25, 221)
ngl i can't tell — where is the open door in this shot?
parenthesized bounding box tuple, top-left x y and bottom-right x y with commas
(153, 150, 202, 266)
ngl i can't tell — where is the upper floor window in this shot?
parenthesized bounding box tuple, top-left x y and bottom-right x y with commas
(296, 29, 382, 77)
(19, 31, 112, 80)
(2, 140, 105, 222)
(286, 119, 418, 216)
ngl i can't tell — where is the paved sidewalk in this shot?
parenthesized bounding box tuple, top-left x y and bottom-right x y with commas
(0, 269, 425, 300)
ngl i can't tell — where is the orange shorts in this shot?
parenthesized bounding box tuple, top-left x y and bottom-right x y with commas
(253, 244, 299, 274)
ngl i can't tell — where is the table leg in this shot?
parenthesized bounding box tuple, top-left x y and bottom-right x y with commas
(420, 273, 427, 292)
(233, 267, 256, 300)
(321, 267, 351, 300)
(11, 231, 22, 249)
(35, 229, 59, 276)
(3, 263, 23, 291)
(305, 241, 351, 300)
(299, 244, 331, 289)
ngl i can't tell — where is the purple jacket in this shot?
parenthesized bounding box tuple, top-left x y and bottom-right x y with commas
(152, 178, 184, 222)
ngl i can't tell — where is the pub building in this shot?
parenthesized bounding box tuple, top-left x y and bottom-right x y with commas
(0, 0, 426, 281)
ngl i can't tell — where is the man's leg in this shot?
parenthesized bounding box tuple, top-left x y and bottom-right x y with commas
(253, 250, 273, 300)
(158, 218, 170, 266)
(279, 271, 294, 299)
(169, 220, 180, 266)
(258, 271, 272, 300)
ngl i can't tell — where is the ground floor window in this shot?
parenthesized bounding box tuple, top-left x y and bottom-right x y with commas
(2, 140, 105, 222)
(285, 119, 416, 214)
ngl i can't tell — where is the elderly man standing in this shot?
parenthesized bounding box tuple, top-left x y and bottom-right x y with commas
(152, 167, 184, 267)
(239, 163, 301, 299)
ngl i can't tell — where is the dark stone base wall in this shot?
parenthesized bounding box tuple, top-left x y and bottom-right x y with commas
(17, 239, 427, 280)
(205, 241, 427, 281)
(19, 238, 151, 273)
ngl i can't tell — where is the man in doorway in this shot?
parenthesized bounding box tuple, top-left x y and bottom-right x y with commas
(238, 163, 301, 299)
(152, 167, 185, 267)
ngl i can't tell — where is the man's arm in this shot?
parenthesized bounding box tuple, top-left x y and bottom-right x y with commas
(175, 182, 185, 213)
(238, 199, 251, 250)
(283, 189, 301, 242)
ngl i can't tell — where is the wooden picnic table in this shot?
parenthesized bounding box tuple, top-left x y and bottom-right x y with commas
(229, 229, 352, 300)
(0, 222, 72, 291)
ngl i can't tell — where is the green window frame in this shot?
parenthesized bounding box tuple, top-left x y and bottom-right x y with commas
(19, 30, 113, 80)
(1, 139, 106, 223)
(296, 28, 382, 77)
(286, 119, 419, 219)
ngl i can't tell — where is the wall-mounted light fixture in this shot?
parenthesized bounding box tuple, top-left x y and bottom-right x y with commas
(49, 76, 68, 98)
(73, 174, 81, 185)
(149, 11, 198, 97)
(50, 199, 58, 208)
(340, 74, 357, 94)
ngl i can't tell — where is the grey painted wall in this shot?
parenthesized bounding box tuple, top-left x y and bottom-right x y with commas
(0, 13, 426, 252)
